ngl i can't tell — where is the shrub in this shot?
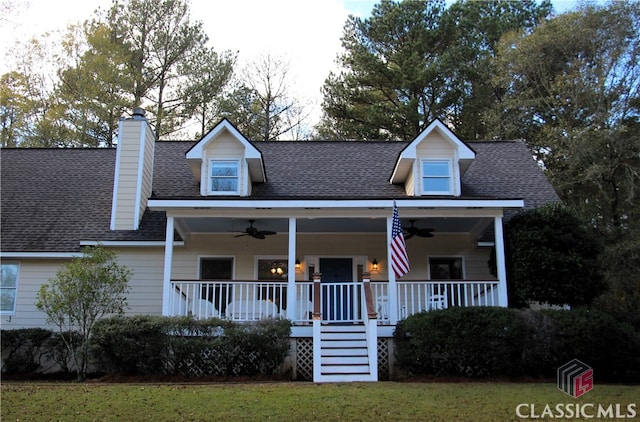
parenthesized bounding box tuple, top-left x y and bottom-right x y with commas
(91, 316, 292, 377)
(92, 315, 170, 375)
(540, 309, 640, 382)
(394, 307, 640, 382)
(1, 328, 53, 374)
(394, 307, 528, 377)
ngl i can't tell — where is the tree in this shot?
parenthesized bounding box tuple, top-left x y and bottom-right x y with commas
(0, 72, 31, 147)
(504, 204, 605, 308)
(2, 32, 75, 147)
(486, 1, 640, 234)
(108, 0, 214, 139)
(318, 0, 550, 141)
(36, 246, 131, 381)
(56, 21, 135, 147)
(239, 54, 309, 141)
(179, 46, 235, 139)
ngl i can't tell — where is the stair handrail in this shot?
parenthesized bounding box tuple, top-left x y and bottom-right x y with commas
(362, 274, 377, 320)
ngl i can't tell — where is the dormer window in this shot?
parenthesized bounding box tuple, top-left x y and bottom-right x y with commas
(210, 160, 239, 194)
(422, 160, 453, 195)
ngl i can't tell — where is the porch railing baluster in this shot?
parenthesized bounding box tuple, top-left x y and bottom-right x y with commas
(169, 279, 501, 323)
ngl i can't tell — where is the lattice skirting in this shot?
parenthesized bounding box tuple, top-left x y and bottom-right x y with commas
(377, 337, 390, 381)
(295, 338, 314, 380)
(294, 337, 391, 381)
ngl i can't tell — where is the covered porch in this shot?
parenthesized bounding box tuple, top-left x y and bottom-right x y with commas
(151, 200, 518, 382)
(152, 199, 517, 325)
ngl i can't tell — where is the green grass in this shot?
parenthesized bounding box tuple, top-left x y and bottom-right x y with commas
(1, 382, 637, 421)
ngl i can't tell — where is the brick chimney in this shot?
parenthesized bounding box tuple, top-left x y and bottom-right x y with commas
(110, 108, 155, 231)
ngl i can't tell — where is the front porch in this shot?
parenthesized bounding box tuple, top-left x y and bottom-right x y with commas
(151, 201, 516, 381)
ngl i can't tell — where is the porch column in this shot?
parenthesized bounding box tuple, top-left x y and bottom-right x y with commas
(386, 216, 399, 324)
(286, 217, 297, 319)
(161, 215, 175, 315)
(494, 216, 509, 307)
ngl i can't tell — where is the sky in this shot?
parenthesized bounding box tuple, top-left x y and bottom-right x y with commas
(1, 0, 583, 129)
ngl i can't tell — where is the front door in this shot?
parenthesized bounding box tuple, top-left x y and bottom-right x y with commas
(320, 258, 355, 322)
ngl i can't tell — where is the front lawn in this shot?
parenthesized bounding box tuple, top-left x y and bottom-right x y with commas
(1, 382, 637, 421)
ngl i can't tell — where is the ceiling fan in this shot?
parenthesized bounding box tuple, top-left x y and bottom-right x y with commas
(234, 220, 276, 239)
(403, 220, 435, 239)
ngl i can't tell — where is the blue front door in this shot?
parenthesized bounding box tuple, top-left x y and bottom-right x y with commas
(320, 258, 354, 321)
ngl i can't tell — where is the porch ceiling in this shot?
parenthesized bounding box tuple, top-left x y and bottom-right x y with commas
(178, 217, 492, 236)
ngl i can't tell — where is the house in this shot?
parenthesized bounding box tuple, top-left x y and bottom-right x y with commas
(0, 109, 559, 381)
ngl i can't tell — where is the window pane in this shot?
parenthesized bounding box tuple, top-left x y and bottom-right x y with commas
(211, 178, 238, 192)
(1, 264, 18, 287)
(424, 178, 450, 192)
(423, 161, 450, 177)
(211, 162, 238, 177)
(0, 264, 18, 313)
(429, 258, 463, 280)
(258, 260, 287, 280)
(201, 258, 233, 280)
(0, 290, 16, 312)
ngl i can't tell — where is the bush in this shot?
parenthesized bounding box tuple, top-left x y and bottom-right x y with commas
(540, 309, 640, 382)
(1, 328, 53, 374)
(394, 307, 528, 377)
(91, 316, 292, 377)
(394, 307, 640, 382)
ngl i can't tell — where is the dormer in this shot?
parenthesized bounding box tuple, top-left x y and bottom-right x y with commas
(186, 119, 266, 196)
(390, 120, 475, 196)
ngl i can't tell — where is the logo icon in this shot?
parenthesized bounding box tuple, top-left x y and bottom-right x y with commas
(558, 359, 593, 398)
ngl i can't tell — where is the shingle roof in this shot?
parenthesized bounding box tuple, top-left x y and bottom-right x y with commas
(1, 140, 558, 252)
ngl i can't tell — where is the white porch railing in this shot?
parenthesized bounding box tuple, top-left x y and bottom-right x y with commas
(170, 279, 499, 323)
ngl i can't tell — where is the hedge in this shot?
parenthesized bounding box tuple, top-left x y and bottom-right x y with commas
(91, 315, 292, 377)
(394, 307, 640, 382)
(2, 317, 292, 378)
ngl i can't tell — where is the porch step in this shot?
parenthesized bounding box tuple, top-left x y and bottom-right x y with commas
(315, 324, 375, 382)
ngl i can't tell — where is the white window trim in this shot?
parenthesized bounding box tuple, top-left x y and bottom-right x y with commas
(421, 159, 454, 195)
(1, 262, 20, 315)
(207, 159, 241, 195)
(427, 256, 466, 280)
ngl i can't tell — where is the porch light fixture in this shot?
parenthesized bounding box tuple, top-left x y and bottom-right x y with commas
(295, 259, 301, 271)
(270, 261, 285, 275)
(372, 259, 379, 271)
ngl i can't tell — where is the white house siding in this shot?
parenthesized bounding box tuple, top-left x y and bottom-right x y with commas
(2, 248, 165, 329)
(114, 248, 165, 316)
(1, 259, 68, 329)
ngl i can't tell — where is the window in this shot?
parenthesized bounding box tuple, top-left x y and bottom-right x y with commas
(200, 258, 234, 314)
(209, 160, 239, 194)
(429, 257, 463, 280)
(258, 259, 288, 280)
(422, 160, 452, 194)
(200, 257, 234, 280)
(1, 263, 19, 314)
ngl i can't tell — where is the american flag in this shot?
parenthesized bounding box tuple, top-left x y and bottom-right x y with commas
(390, 202, 410, 278)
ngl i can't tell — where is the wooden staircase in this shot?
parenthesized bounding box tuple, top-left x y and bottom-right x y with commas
(315, 324, 376, 382)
